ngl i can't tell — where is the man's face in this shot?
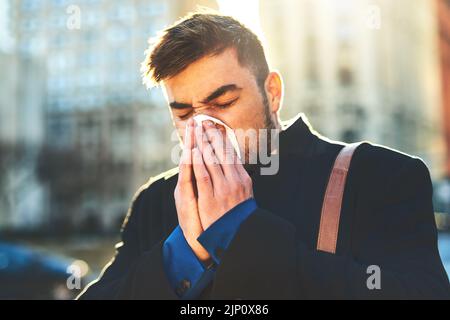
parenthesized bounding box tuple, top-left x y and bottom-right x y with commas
(163, 48, 274, 162)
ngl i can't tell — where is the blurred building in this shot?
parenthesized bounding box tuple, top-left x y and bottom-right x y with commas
(0, 0, 14, 52)
(260, 0, 447, 178)
(5, 0, 446, 231)
(434, 0, 450, 215)
(8, 0, 217, 231)
(0, 51, 47, 229)
(437, 0, 450, 177)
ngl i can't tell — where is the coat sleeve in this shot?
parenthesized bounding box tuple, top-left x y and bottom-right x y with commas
(213, 157, 450, 299)
(77, 183, 177, 300)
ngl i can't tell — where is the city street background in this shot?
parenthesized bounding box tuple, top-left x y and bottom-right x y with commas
(0, 0, 449, 299)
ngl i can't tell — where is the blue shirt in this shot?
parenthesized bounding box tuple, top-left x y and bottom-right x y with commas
(162, 198, 257, 299)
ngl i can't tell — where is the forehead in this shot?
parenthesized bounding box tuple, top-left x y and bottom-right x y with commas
(162, 48, 256, 103)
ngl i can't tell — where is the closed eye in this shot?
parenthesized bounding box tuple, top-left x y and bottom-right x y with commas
(176, 97, 239, 119)
(177, 110, 193, 120)
(214, 97, 239, 109)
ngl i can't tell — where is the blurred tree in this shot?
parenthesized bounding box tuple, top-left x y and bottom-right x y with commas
(36, 146, 83, 234)
(0, 142, 25, 223)
(36, 145, 108, 234)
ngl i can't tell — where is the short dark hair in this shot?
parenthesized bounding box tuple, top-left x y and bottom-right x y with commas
(141, 11, 270, 91)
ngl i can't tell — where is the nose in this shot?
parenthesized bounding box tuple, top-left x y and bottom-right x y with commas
(192, 104, 212, 117)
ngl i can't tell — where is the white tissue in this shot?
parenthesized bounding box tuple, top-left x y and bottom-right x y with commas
(193, 114, 241, 159)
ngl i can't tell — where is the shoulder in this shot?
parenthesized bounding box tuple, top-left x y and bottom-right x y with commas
(348, 141, 432, 202)
(352, 141, 430, 180)
(121, 167, 178, 230)
(317, 134, 430, 183)
(132, 167, 179, 206)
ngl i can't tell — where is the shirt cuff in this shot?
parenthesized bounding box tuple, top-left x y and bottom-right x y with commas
(162, 225, 205, 298)
(198, 198, 258, 264)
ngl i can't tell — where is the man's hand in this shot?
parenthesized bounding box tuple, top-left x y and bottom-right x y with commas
(174, 118, 210, 262)
(193, 120, 253, 230)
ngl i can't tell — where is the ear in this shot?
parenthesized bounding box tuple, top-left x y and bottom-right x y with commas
(264, 71, 283, 114)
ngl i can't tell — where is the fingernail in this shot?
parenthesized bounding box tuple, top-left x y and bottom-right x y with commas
(204, 120, 214, 127)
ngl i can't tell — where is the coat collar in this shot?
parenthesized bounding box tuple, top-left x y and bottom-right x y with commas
(244, 112, 322, 177)
(279, 112, 322, 158)
(248, 113, 323, 223)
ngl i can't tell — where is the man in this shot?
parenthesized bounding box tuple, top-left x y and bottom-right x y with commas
(78, 12, 449, 299)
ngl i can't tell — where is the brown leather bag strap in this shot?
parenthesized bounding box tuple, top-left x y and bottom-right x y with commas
(317, 142, 363, 254)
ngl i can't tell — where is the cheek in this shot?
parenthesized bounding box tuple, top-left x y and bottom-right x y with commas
(231, 100, 266, 130)
(173, 119, 187, 141)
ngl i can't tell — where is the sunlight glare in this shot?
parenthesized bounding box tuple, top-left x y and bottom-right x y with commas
(218, 0, 263, 37)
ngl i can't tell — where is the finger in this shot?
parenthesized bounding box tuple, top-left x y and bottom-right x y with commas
(194, 121, 204, 151)
(184, 117, 195, 149)
(197, 124, 225, 187)
(179, 119, 194, 185)
(202, 121, 225, 162)
(234, 153, 252, 192)
(203, 121, 239, 182)
(192, 147, 213, 196)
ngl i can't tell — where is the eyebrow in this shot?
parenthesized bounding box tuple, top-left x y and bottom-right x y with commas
(169, 84, 242, 109)
(169, 102, 192, 109)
